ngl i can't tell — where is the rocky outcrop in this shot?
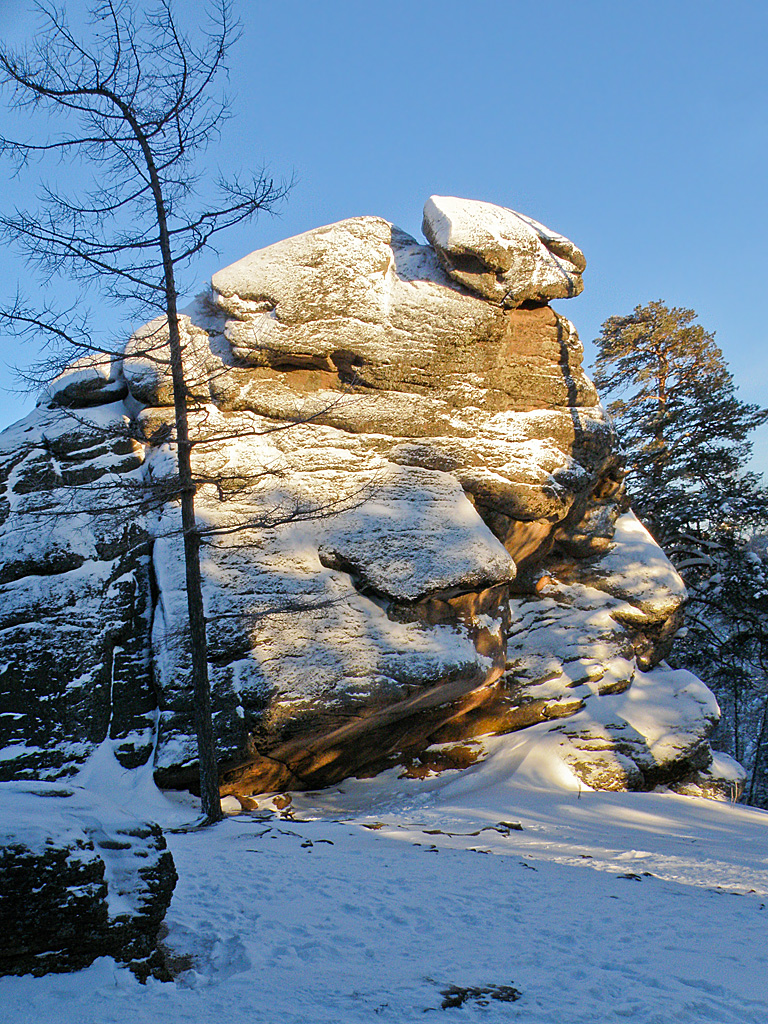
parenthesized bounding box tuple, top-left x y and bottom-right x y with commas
(0, 782, 176, 978)
(410, 511, 742, 797)
(0, 196, 738, 799)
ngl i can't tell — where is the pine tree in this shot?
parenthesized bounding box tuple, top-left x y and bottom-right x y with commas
(593, 301, 768, 547)
(594, 300, 768, 804)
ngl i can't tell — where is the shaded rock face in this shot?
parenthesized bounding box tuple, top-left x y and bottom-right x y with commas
(0, 197, 735, 797)
(0, 407, 156, 779)
(0, 783, 176, 978)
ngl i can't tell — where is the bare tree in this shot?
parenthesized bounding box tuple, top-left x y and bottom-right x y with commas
(0, 0, 291, 823)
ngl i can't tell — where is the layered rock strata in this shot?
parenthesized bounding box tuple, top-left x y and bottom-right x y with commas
(0, 197, 739, 798)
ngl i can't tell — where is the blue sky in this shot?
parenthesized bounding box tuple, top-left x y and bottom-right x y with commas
(1, 0, 767, 472)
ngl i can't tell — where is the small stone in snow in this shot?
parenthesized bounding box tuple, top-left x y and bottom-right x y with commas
(220, 795, 242, 815)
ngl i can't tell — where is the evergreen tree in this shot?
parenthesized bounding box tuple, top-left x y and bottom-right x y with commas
(594, 300, 768, 804)
(593, 301, 768, 547)
(674, 538, 768, 804)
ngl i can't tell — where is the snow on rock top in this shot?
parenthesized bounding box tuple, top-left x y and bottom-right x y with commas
(572, 511, 688, 624)
(0, 780, 176, 978)
(43, 353, 128, 409)
(319, 467, 516, 601)
(423, 195, 585, 306)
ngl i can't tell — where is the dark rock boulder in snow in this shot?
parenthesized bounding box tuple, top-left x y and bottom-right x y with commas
(0, 197, 741, 799)
(0, 782, 176, 978)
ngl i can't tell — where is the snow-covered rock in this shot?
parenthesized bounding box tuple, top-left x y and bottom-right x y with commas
(422, 195, 585, 306)
(0, 196, 737, 800)
(563, 512, 688, 625)
(44, 353, 128, 409)
(0, 782, 176, 978)
(0, 405, 156, 780)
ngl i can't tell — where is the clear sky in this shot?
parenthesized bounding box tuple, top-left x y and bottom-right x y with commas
(1, 0, 767, 473)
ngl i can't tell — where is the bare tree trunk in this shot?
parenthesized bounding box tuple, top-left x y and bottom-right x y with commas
(747, 646, 768, 805)
(747, 699, 768, 804)
(126, 106, 222, 823)
(166, 303, 222, 824)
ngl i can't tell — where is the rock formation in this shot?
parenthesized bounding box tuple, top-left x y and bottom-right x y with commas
(0, 196, 743, 801)
(423, 195, 585, 305)
(0, 782, 176, 978)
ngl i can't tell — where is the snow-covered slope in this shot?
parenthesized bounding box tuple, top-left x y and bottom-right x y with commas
(1, 742, 767, 1023)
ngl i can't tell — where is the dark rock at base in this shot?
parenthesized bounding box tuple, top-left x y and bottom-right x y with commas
(0, 782, 177, 978)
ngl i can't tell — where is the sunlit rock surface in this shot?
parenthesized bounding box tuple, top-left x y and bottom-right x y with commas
(423, 195, 585, 306)
(0, 198, 738, 798)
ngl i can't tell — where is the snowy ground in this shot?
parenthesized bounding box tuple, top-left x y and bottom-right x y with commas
(3, 728, 768, 1024)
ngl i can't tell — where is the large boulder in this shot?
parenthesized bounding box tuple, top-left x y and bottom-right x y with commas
(422, 195, 585, 306)
(0, 782, 176, 978)
(0, 197, 738, 798)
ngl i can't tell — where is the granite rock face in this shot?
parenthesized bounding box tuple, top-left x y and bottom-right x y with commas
(0, 783, 176, 978)
(0, 198, 737, 799)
